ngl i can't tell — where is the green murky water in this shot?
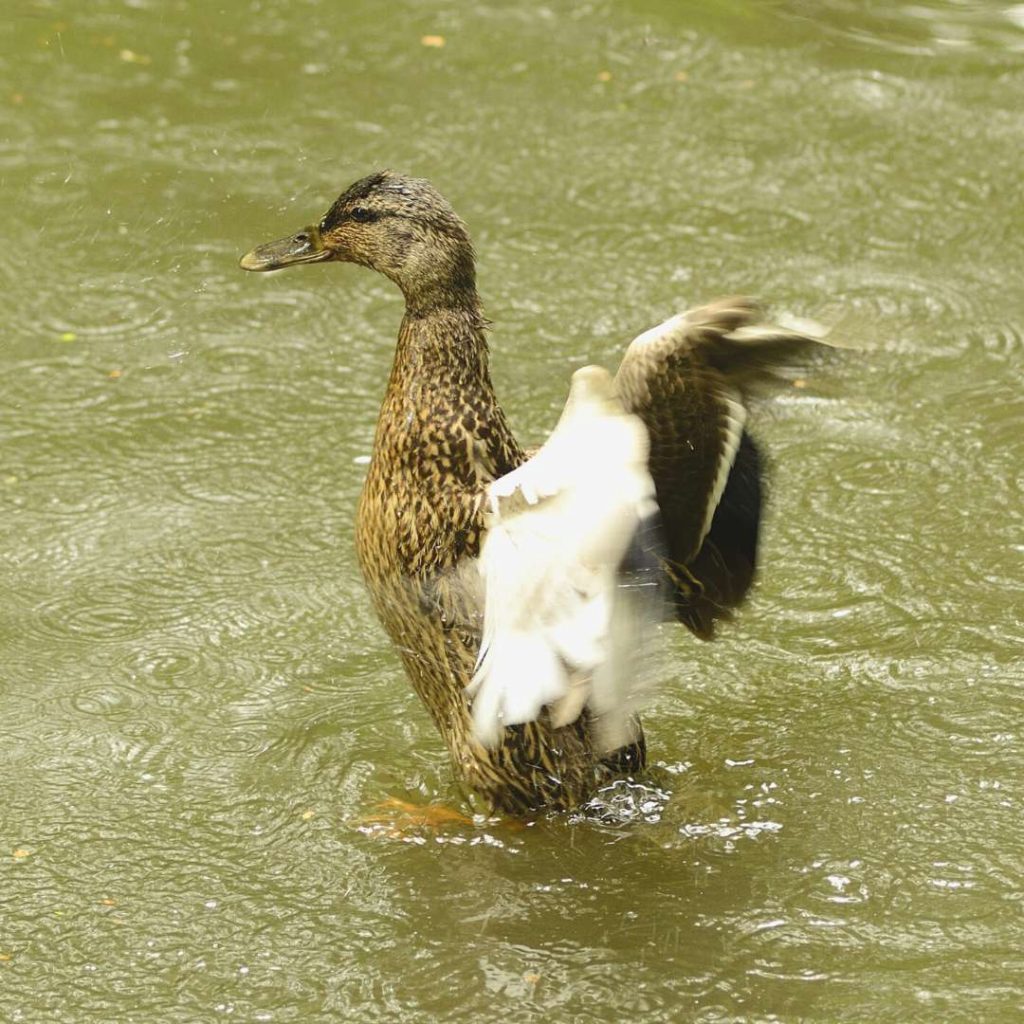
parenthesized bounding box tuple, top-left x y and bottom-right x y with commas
(2, 1, 1023, 1020)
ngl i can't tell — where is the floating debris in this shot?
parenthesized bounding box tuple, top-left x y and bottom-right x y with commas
(119, 49, 152, 65)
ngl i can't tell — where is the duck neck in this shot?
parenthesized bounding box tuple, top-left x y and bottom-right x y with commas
(393, 292, 493, 388)
(393, 234, 480, 318)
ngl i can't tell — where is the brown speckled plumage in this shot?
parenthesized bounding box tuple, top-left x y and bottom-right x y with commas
(240, 171, 828, 814)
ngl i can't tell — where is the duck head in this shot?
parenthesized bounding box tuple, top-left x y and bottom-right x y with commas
(239, 170, 477, 312)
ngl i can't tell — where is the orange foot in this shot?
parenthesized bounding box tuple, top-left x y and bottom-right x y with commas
(352, 796, 476, 841)
(351, 796, 527, 841)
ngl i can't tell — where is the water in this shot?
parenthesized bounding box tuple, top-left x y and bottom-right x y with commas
(2, 1, 1022, 1020)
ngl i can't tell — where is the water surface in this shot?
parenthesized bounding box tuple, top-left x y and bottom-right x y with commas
(2, 1, 1022, 1021)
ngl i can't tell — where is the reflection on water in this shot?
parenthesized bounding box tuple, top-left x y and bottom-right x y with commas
(2, 0, 1023, 1021)
(784, 0, 1024, 56)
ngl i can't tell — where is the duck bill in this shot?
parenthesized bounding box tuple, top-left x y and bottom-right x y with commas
(239, 225, 331, 271)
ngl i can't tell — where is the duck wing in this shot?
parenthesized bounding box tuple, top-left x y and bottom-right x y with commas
(614, 297, 830, 638)
(467, 366, 663, 750)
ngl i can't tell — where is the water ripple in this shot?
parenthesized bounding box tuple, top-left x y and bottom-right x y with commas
(34, 270, 175, 345)
(32, 580, 162, 644)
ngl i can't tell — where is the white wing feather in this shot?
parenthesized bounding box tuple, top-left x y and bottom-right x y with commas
(467, 366, 663, 749)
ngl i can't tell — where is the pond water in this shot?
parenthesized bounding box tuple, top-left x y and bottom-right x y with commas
(2, 1, 1022, 1021)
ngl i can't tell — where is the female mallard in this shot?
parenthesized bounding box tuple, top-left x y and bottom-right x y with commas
(240, 171, 827, 815)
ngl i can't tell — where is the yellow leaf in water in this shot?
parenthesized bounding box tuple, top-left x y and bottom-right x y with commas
(301, 809, 316, 820)
(793, 378, 808, 389)
(99, 898, 117, 906)
(597, 70, 612, 82)
(119, 49, 152, 65)
(0, 953, 12, 962)
(523, 972, 540, 985)
(108, 368, 123, 379)
(59, 331, 77, 342)
(674, 70, 689, 83)
(421, 35, 445, 48)
(12, 849, 31, 859)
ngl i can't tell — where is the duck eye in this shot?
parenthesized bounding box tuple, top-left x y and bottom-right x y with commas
(350, 207, 378, 224)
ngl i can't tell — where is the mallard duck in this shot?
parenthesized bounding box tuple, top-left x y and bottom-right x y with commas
(240, 171, 828, 815)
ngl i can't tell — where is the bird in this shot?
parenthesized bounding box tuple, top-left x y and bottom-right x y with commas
(240, 170, 830, 815)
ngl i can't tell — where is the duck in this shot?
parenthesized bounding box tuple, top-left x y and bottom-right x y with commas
(240, 170, 830, 815)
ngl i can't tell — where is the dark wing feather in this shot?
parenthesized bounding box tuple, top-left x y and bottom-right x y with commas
(614, 297, 830, 638)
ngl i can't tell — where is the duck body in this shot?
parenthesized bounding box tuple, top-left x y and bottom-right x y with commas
(240, 171, 827, 814)
(354, 305, 636, 812)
